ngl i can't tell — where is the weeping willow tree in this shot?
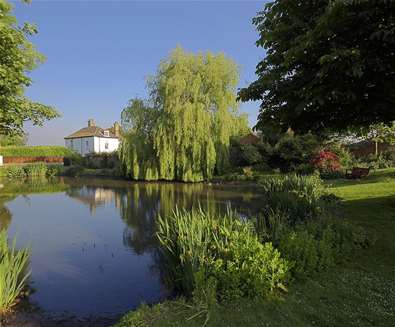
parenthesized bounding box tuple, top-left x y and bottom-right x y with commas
(120, 47, 249, 182)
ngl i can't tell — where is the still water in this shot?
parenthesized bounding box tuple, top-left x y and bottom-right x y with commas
(0, 177, 260, 317)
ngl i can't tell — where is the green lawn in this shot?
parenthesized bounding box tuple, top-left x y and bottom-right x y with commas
(115, 168, 395, 327)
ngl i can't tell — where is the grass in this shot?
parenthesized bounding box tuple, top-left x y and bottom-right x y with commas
(0, 230, 30, 314)
(115, 168, 395, 327)
(0, 146, 73, 157)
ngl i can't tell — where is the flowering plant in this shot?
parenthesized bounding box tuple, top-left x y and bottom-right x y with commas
(311, 150, 341, 172)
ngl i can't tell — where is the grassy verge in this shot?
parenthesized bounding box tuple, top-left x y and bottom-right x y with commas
(115, 168, 395, 327)
(0, 146, 73, 157)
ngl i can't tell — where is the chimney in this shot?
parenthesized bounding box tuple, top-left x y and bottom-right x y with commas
(113, 121, 120, 137)
(88, 119, 96, 127)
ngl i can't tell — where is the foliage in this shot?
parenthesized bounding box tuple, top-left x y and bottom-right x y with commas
(358, 152, 394, 169)
(157, 208, 289, 301)
(229, 140, 267, 167)
(0, 134, 26, 147)
(363, 121, 395, 156)
(112, 169, 395, 327)
(325, 142, 354, 169)
(6, 165, 26, 179)
(279, 217, 373, 278)
(80, 152, 119, 169)
(23, 163, 48, 177)
(0, 0, 59, 136)
(0, 230, 30, 314)
(258, 174, 330, 224)
(239, 0, 395, 133)
(271, 134, 320, 172)
(239, 145, 262, 166)
(120, 47, 250, 182)
(0, 146, 73, 157)
(311, 150, 342, 178)
(292, 163, 316, 176)
(63, 152, 83, 166)
(61, 165, 84, 177)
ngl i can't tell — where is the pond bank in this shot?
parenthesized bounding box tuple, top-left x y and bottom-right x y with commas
(3, 311, 119, 327)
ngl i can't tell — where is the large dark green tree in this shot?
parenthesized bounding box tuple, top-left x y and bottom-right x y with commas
(0, 0, 58, 137)
(239, 0, 395, 133)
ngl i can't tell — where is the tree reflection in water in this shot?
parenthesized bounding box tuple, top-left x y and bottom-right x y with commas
(64, 178, 260, 257)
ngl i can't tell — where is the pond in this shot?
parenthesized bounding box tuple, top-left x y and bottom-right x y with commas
(0, 177, 260, 319)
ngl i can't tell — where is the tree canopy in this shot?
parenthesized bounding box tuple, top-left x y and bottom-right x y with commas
(0, 0, 59, 137)
(239, 0, 395, 134)
(120, 47, 250, 182)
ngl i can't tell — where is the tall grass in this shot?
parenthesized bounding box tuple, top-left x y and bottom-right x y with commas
(257, 174, 330, 224)
(157, 208, 289, 300)
(157, 208, 239, 295)
(23, 163, 48, 177)
(0, 230, 30, 314)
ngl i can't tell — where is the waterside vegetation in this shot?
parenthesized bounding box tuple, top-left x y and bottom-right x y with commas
(115, 168, 395, 327)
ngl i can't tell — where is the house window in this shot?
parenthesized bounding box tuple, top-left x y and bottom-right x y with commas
(86, 140, 89, 147)
(105, 142, 109, 150)
(104, 130, 110, 137)
(70, 140, 73, 147)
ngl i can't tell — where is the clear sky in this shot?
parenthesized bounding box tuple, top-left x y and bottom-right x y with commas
(12, 0, 267, 145)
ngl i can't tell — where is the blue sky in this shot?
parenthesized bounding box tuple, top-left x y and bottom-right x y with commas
(12, 0, 267, 145)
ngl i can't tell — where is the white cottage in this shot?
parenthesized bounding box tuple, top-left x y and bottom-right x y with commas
(64, 119, 120, 156)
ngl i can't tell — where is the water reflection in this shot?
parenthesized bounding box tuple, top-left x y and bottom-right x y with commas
(0, 177, 259, 317)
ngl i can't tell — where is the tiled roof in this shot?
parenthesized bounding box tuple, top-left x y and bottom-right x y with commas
(64, 126, 119, 139)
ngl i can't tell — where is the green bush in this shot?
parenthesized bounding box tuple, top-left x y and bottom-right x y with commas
(6, 166, 26, 179)
(278, 218, 373, 277)
(325, 142, 354, 169)
(157, 208, 289, 301)
(271, 134, 320, 172)
(46, 165, 62, 178)
(0, 230, 30, 314)
(239, 145, 262, 166)
(62, 165, 84, 177)
(363, 153, 394, 169)
(0, 146, 73, 157)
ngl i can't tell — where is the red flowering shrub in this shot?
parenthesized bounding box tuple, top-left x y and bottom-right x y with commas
(311, 151, 341, 172)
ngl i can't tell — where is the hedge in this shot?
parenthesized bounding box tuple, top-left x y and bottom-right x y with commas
(0, 146, 74, 157)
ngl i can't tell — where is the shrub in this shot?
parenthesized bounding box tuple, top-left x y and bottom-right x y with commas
(46, 165, 62, 178)
(311, 150, 341, 172)
(6, 166, 26, 179)
(278, 218, 373, 277)
(62, 165, 84, 177)
(325, 142, 354, 169)
(239, 145, 262, 166)
(63, 153, 83, 167)
(0, 230, 30, 314)
(23, 163, 48, 177)
(157, 208, 289, 301)
(361, 152, 394, 169)
(272, 134, 320, 172)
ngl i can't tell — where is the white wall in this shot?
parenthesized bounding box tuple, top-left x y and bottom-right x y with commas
(65, 137, 95, 156)
(65, 137, 119, 156)
(94, 137, 119, 154)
